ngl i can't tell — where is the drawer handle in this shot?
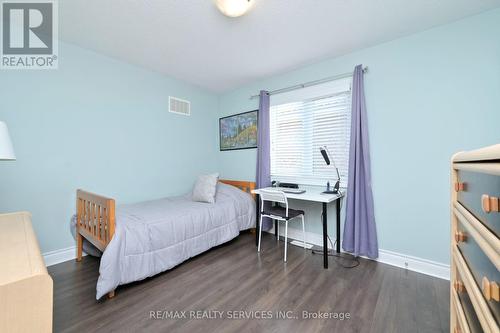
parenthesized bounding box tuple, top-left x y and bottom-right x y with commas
(453, 280, 465, 293)
(482, 277, 500, 302)
(454, 231, 467, 243)
(454, 182, 465, 192)
(481, 194, 500, 213)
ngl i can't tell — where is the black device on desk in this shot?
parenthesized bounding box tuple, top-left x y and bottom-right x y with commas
(271, 181, 299, 188)
(278, 182, 299, 189)
(271, 181, 305, 194)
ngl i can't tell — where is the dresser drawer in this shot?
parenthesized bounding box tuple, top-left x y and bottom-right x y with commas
(455, 205, 500, 326)
(453, 268, 485, 333)
(457, 170, 500, 238)
(453, 245, 500, 333)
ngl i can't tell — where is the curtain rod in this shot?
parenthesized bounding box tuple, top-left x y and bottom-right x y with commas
(249, 66, 368, 100)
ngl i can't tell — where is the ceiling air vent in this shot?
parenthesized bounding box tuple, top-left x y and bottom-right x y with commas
(169, 96, 191, 116)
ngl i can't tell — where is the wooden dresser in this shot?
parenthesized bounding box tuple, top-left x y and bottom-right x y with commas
(0, 212, 53, 333)
(451, 144, 500, 333)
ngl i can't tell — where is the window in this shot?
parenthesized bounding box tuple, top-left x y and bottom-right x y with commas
(270, 78, 351, 187)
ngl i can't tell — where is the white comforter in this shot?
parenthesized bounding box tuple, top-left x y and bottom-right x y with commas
(96, 183, 255, 299)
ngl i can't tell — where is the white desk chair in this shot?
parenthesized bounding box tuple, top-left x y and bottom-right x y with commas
(257, 189, 306, 262)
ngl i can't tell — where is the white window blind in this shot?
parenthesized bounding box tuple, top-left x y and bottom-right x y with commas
(270, 79, 351, 187)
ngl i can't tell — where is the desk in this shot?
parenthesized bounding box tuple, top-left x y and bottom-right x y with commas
(252, 186, 344, 269)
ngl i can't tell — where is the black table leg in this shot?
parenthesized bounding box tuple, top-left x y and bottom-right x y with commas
(255, 194, 260, 247)
(322, 202, 328, 269)
(336, 198, 341, 254)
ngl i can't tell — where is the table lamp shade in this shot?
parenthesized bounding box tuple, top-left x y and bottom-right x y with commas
(0, 121, 16, 160)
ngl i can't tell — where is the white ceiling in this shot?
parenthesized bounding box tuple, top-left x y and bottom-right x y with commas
(59, 0, 500, 93)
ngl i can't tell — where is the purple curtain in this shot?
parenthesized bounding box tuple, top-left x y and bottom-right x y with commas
(256, 90, 272, 230)
(342, 65, 378, 259)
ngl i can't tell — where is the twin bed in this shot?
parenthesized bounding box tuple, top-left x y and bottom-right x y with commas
(75, 180, 256, 299)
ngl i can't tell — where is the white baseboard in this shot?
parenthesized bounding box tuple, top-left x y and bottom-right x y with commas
(43, 246, 86, 267)
(265, 227, 450, 280)
(376, 249, 450, 280)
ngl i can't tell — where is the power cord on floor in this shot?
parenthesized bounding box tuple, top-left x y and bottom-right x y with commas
(311, 236, 360, 269)
(310, 195, 360, 269)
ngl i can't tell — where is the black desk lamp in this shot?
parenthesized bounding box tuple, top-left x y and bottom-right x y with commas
(319, 146, 340, 194)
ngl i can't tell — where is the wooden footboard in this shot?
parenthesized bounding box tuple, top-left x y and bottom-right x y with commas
(76, 189, 115, 259)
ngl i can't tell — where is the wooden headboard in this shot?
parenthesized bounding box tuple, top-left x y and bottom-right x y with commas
(219, 179, 256, 199)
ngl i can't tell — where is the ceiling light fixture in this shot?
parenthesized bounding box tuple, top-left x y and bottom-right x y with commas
(215, 0, 254, 18)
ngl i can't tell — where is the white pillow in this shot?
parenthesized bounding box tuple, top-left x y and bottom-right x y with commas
(192, 173, 219, 203)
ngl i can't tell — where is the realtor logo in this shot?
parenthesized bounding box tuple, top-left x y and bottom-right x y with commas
(1, 0, 58, 69)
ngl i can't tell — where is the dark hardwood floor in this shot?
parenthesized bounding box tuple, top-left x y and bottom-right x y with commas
(49, 233, 450, 333)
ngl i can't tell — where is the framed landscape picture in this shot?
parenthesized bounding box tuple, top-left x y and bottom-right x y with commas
(219, 110, 258, 151)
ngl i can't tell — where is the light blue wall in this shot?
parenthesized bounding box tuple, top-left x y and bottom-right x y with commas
(217, 9, 500, 264)
(0, 42, 219, 253)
